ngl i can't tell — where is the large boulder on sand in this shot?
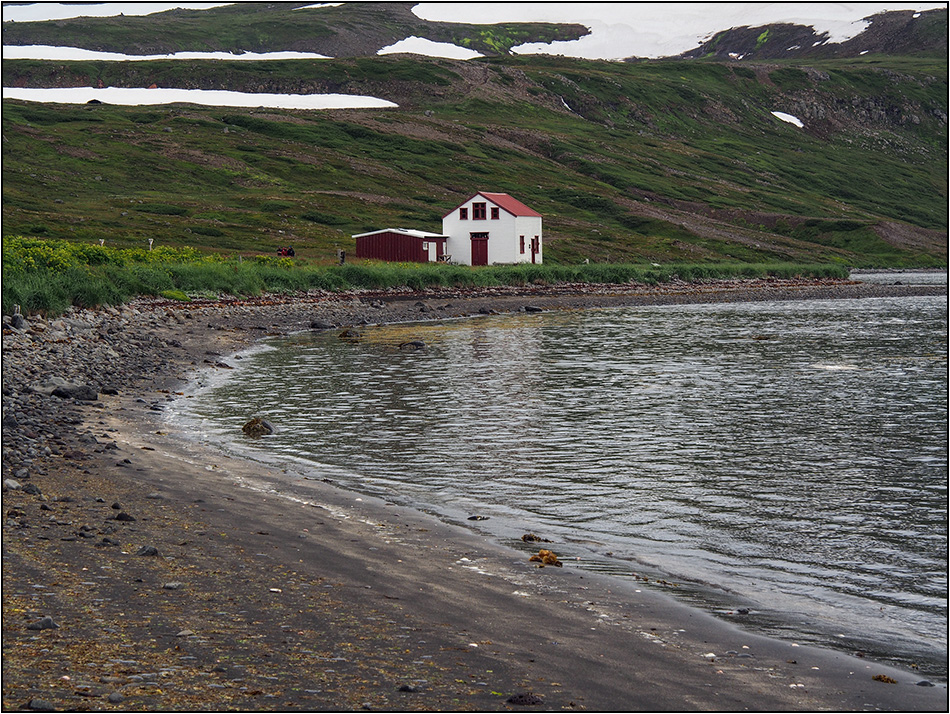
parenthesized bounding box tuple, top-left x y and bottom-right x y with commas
(50, 383, 98, 401)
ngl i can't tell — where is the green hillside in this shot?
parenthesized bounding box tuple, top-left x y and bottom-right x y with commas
(2, 49, 946, 267)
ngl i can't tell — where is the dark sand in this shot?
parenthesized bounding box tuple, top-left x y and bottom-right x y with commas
(3, 277, 947, 711)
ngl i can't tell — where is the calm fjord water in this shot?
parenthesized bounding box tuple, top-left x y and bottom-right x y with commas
(176, 293, 948, 678)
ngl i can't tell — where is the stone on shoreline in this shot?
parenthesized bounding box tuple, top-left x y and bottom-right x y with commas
(242, 417, 276, 437)
(51, 384, 98, 401)
(26, 616, 59, 631)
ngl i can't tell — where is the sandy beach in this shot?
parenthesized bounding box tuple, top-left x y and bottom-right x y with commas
(2, 277, 947, 711)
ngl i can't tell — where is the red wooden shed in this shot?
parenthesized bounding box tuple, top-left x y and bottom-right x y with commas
(353, 228, 449, 263)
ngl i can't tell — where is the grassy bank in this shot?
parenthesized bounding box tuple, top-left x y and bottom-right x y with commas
(2, 237, 849, 317)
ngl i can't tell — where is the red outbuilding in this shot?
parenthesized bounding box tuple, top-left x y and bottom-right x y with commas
(353, 228, 450, 263)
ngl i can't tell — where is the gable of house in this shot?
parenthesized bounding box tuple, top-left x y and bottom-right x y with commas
(442, 192, 542, 219)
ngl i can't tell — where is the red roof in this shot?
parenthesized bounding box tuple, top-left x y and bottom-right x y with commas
(444, 192, 541, 218)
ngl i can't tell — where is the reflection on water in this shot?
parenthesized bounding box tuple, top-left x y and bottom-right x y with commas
(852, 270, 948, 286)
(176, 296, 948, 677)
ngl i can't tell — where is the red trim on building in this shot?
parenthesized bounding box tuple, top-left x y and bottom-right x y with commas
(478, 192, 542, 217)
(442, 191, 541, 219)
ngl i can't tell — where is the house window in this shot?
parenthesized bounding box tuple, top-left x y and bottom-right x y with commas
(491, 206, 499, 220)
(472, 202, 487, 220)
(520, 236, 525, 254)
(459, 207, 468, 220)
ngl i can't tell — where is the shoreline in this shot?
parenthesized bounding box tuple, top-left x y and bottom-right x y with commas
(2, 277, 947, 711)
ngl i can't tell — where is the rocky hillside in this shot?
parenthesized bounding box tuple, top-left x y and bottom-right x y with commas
(680, 8, 947, 60)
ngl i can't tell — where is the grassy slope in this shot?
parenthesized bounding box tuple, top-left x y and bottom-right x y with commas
(2, 49, 946, 267)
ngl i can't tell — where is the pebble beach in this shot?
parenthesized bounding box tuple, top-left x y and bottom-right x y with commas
(2, 277, 947, 711)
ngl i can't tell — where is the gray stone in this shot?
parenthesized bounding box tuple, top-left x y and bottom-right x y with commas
(27, 699, 56, 711)
(107, 692, 125, 704)
(242, 417, 275, 437)
(135, 545, 159, 556)
(3, 479, 21, 491)
(51, 384, 98, 401)
(27, 616, 59, 631)
(507, 692, 544, 706)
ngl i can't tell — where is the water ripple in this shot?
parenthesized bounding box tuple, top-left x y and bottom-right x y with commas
(177, 296, 948, 677)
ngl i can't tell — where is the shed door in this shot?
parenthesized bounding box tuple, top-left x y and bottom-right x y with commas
(470, 233, 489, 266)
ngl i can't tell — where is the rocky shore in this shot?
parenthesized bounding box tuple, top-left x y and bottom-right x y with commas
(2, 277, 947, 711)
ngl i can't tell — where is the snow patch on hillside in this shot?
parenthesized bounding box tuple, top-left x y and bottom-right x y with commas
(413, 2, 947, 60)
(771, 111, 804, 128)
(2, 3, 232, 22)
(1, 86, 397, 110)
(378, 37, 483, 60)
(2, 45, 331, 61)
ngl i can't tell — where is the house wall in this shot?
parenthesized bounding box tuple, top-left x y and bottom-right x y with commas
(443, 197, 542, 266)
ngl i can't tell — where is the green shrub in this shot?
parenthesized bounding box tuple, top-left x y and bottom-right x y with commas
(190, 225, 225, 237)
(301, 211, 348, 226)
(259, 200, 293, 213)
(132, 204, 189, 216)
(160, 289, 191, 302)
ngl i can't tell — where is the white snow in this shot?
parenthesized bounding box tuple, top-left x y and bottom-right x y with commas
(2, 45, 331, 61)
(413, 2, 947, 60)
(377, 36, 483, 60)
(1, 3, 232, 22)
(771, 111, 804, 128)
(0, 86, 397, 110)
(3, 2, 945, 63)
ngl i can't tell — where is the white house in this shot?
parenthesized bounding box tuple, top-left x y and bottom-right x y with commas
(442, 192, 542, 266)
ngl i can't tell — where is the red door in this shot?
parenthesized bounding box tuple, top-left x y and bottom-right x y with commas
(471, 233, 489, 266)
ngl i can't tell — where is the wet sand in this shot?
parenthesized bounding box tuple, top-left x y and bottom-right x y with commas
(2, 277, 947, 711)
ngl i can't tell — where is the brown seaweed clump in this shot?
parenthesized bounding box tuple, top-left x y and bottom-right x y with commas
(528, 549, 562, 567)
